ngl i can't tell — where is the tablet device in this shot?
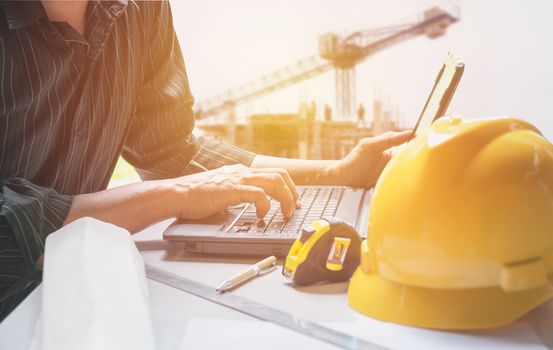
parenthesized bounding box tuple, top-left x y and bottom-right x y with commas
(412, 51, 465, 136)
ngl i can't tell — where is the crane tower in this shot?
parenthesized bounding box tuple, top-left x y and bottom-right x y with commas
(197, 6, 459, 121)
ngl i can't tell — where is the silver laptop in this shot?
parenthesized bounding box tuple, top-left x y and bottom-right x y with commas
(163, 52, 465, 256)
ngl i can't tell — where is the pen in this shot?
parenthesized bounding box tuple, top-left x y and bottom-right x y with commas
(216, 256, 277, 292)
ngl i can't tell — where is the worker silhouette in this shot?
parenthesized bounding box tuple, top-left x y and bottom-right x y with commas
(357, 103, 365, 127)
(324, 104, 332, 122)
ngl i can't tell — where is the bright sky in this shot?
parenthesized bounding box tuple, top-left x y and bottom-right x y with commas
(170, 0, 553, 139)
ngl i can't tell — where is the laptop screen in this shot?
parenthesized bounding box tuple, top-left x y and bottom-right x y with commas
(413, 52, 464, 136)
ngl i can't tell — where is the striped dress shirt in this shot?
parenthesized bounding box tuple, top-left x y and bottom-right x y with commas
(0, 0, 254, 321)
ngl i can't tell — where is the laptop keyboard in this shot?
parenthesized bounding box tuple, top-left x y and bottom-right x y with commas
(226, 187, 344, 239)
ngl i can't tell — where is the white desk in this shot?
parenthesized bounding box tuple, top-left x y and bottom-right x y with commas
(1, 219, 552, 349)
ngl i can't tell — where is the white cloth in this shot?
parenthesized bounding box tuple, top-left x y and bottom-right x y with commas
(29, 217, 157, 350)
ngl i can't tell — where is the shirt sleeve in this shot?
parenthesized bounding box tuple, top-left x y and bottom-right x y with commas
(122, 1, 255, 181)
(0, 178, 72, 266)
(0, 179, 72, 321)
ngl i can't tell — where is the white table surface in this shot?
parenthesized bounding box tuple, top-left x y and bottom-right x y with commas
(1, 219, 552, 349)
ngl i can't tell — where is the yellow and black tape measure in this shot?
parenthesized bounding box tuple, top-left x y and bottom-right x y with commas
(283, 217, 362, 286)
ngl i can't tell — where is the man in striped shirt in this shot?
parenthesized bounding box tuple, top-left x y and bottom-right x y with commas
(0, 0, 410, 321)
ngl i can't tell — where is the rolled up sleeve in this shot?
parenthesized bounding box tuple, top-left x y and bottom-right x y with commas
(122, 1, 255, 181)
(184, 135, 255, 174)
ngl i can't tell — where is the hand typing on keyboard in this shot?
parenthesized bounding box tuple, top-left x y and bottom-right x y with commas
(174, 164, 300, 220)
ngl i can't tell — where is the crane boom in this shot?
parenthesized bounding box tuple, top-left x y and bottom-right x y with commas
(196, 56, 332, 119)
(197, 6, 459, 120)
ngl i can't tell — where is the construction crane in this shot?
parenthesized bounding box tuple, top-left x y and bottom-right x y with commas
(196, 6, 459, 121)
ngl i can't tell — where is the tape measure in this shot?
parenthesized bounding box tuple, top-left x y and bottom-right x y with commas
(283, 217, 362, 286)
(145, 263, 384, 350)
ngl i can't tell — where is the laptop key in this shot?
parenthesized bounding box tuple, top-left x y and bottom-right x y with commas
(227, 227, 242, 234)
(283, 224, 301, 232)
(240, 214, 258, 220)
(286, 219, 304, 225)
(251, 224, 263, 232)
(267, 222, 286, 231)
(305, 214, 322, 219)
(235, 219, 255, 226)
(308, 208, 324, 215)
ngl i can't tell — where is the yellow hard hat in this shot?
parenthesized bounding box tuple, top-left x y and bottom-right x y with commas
(348, 116, 553, 330)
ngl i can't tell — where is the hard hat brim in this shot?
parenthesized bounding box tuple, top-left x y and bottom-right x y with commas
(348, 267, 553, 330)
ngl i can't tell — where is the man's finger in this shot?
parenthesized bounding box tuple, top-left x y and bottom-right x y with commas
(364, 130, 412, 152)
(235, 185, 270, 218)
(242, 173, 295, 218)
(253, 167, 299, 205)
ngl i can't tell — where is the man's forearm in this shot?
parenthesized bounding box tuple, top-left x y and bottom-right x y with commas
(250, 155, 338, 185)
(64, 180, 180, 233)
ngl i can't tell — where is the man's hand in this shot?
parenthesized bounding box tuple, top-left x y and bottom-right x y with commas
(174, 164, 300, 220)
(326, 131, 412, 188)
(65, 164, 299, 234)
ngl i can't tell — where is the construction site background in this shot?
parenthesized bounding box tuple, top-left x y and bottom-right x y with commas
(197, 96, 400, 160)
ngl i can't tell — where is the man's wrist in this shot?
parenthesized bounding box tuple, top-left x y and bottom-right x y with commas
(286, 159, 337, 185)
(165, 179, 191, 218)
(251, 155, 339, 185)
(318, 161, 339, 185)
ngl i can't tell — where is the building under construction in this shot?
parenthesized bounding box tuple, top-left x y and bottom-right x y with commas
(198, 97, 400, 160)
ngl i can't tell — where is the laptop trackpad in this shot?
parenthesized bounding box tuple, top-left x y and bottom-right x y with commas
(175, 224, 224, 236)
(165, 207, 243, 237)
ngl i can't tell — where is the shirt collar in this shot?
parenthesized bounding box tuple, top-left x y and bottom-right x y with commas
(2, 1, 47, 30)
(2, 0, 128, 30)
(95, 0, 128, 18)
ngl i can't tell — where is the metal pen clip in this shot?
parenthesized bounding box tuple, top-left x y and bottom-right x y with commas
(259, 262, 277, 276)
